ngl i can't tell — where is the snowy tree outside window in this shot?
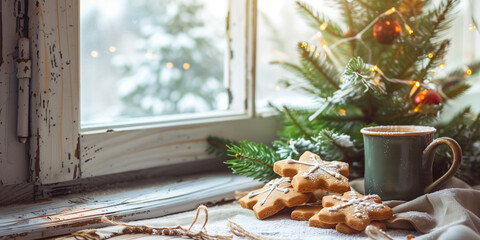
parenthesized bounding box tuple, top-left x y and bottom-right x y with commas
(80, 0, 228, 125)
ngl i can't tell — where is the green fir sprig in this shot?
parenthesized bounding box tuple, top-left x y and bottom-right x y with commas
(436, 108, 480, 185)
(225, 141, 281, 182)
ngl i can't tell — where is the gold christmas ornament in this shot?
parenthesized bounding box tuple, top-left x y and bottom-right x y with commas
(398, 0, 424, 17)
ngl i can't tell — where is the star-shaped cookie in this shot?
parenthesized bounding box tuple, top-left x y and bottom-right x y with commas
(310, 191, 393, 231)
(273, 151, 350, 193)
(239, 177, 310, 220)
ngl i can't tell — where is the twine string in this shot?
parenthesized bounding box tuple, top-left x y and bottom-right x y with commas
(227, 220, 286, 240)
(69, 205, 232, 240)
(69, 205, 386, 240)
(189, 205, 209, 232)
(365, 225, 395, 240)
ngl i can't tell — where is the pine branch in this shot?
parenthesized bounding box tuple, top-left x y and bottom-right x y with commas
(274, 138, 317, 160)
(342, 0, 355, 33)
(436, 107, 480, 184)
(321, 130, 352, 162)
(271, 61, 329, 97)
(270, 61, 308, 79)
(225, 141, 281, 182)
(437, 61, 480, 99)
(315, 115, 365, 122)
(294, 2, 353, 63)
(298, 46, 340, 91)
(466, 114, 480, 147)
(398, 0, 459, 79)
(295, 1, 344, 38)
(216, 0, 480, 184)
(443, 61, 480, 78)
(279, 78, 319, 95)
(316, 129, 360, 162)
(428, 0, 458, 40)
(274, 130, 360, 162)
(207, 136, 237, 156)
(283, 106, 312, 140)
(355, 0, 373, 9)
(341, 0, 357, 53)
(442, 83, 470, 99)
(416, 40, 450, 82)
(279, 106, 364, 139)
(380, 44, 403, 74)
(373, 110, 417, 122)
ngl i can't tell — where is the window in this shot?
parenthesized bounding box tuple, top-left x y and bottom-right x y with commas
(80, 0, 233, 126)
(28, 0, 281, 184)
(22, 0, 480, 184)
(256, 0, 325, 110)
(440, 0, 480, 117)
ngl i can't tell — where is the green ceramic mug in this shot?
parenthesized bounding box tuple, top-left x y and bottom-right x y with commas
(361, 125, 462, 201)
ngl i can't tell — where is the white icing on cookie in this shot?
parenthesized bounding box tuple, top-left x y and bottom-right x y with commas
(247, 177, 292, 206)
(327, 192, 385, 219)
(286, 154, 346, 181)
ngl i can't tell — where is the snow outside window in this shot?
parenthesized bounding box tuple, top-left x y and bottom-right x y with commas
(80, 0, 231, 127)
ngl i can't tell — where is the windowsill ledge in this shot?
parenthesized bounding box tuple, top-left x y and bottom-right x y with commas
(0, 173, 261, 240)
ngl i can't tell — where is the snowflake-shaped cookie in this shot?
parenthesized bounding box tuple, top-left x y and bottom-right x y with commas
(311, 191, 393, 231)
(239, 177, 311, 220)
(273, 151, 350, 193)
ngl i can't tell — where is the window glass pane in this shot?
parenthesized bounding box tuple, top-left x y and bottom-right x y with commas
(441, 0, 480, 117)
(256, 0, 332, 110)
(80, 0, 228, 126)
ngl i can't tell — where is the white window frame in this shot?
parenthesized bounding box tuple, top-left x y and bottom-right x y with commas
(24, 0, 480, 185)
(28, 0, 277, 184)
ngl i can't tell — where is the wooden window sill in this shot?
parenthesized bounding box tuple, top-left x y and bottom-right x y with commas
(0, 173, 261, 239)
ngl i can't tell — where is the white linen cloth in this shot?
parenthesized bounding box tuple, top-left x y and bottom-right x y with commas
(350, 177, 480, 240)
(74, 203, 415, 240)
(64, 178, 480, 240)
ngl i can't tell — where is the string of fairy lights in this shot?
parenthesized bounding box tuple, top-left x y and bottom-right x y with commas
(309, 7, 412, 69)
(85, 2, 478, 106)
(301, 5, 476, 116)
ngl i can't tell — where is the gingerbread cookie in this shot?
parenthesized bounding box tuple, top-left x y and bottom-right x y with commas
(239, 177, 310, 220)
(311, 191, 393, 231)
(335, 221, 386, 234)
(291, 204, 324, 221)
(273, 151, 350, 193)
(309, 215, 386, 234)
(308, 214, 337, 228)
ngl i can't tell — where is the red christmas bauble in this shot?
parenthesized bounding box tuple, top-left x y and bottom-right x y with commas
(414, 89, 443, 105)
(373, 18, 402, 45)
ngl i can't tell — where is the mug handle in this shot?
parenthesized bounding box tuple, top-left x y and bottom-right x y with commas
(422, 137, 462, 194)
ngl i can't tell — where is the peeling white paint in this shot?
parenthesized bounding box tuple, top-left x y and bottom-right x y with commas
(29, 0, 80, 184)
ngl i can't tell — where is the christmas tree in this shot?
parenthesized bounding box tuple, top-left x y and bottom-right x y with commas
(209, 0, 480, 185)
(114, 0, 225, 117)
